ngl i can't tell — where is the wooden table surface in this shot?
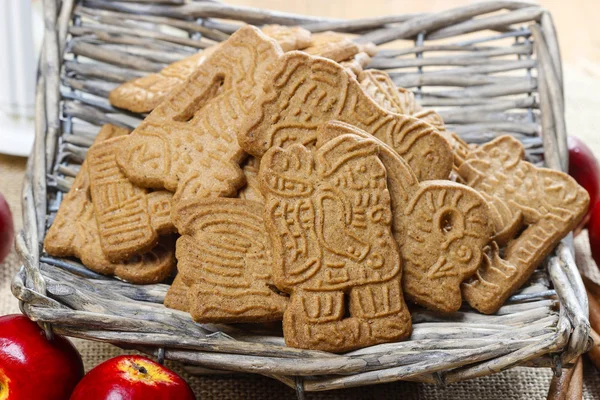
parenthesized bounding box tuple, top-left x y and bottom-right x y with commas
(228, 0, 600, 67)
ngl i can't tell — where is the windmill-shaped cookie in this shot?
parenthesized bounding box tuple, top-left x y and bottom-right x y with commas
(116, 26, 285, 203)
(239, 51, 453, 182)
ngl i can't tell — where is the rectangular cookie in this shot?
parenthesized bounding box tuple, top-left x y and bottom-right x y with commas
(44, 124, 176, 284)
(88, 136, 158, 261)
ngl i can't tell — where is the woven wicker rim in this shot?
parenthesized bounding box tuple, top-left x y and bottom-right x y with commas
(12, 0, 591, 395)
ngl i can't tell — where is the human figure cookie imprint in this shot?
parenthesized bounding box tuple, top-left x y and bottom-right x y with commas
(459, 136, 589, 314)
(109, 25, 312, 113)
(316, 122, 493, 313)
(173, 198, 288, 322)
(259, 133, 411, 352)
(239, 51, 452, 181)
(44, 125, 176, 284)
(116, 26, 285, 202)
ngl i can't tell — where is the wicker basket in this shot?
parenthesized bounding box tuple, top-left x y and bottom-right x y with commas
(13, 0, 591, 396)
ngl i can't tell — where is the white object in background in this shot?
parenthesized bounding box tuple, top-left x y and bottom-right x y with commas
(0, 0, 37, 157)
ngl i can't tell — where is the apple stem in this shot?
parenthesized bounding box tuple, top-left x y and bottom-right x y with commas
(131, 362, 148, 375)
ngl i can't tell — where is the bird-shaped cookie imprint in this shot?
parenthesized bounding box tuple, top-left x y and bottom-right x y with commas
(172, 198, 288, 323)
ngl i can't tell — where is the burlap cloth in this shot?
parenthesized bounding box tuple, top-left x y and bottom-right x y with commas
(1, 66, 600, 399)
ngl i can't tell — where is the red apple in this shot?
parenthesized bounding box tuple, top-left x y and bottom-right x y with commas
(70, 355, 195, 400)
(0, 314, 84, 400)
(568, 136, 600, 233)
(589, 203, 600, 267)
(0, 193, 14, 263)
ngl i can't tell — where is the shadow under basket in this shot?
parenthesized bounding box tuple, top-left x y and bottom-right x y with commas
(13, 0, 591, 397)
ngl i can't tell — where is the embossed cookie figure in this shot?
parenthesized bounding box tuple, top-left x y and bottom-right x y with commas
(88, 136, 175, 261)
(316, 122, 493, 313)
(239, 51, 453, 182)
(357, 69, 471, 170)
(459, 136, 589, 314)
(116, 26, 284, 203)
(44, 125, 176, 284)
(259, 134, 411, 352)
(109, 25, 312, 113)
(172, 199, 288, 323)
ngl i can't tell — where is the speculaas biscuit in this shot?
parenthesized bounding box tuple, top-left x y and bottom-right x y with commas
(163, 274, 191, 312)
(303, 31, 361, 62)
(261, 25, 312, 52)
(357, 69, 471, 172)
(358, 70, 450, 134)
(237, 156, 264, 203)
(44, 124, 176, 284)
(239, 51, 453, 182)
(259, 132, 411, 352)
(164, 155, 264, 313)
(109, 25, 312, 113)
(340, 52, 372, 77)
(88, 135, 175, 261)
(358, 70, 421, 115)
(172, 198, 288, 323)
(108, 47, 217, 114)
(459, 135, 589, 314)
(116, 26, 287, 203)
(316, 121, 493, 313)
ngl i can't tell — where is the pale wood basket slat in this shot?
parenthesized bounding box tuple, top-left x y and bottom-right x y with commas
(13, 0, 591, 396)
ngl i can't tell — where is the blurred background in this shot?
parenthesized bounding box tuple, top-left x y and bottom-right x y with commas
(0, 0, 598, 158)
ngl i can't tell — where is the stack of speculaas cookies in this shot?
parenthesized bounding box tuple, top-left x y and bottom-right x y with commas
(45, 24, 590, 353)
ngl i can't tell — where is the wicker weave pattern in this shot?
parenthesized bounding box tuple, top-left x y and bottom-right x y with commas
(13, 0, 590, 395)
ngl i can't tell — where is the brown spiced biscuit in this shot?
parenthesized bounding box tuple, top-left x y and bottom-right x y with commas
(261, 25, 312, 52)
(165, 158, 265, 314)
(358, 70, 450, 135)
(88, 136, 177, 261)
(45, 124, 131, 261)
(237, 156, 264, 203)
(172, 198, 288, 323)
(239, 51, 452, 182)
(116, 26, 285, 203)
(358, 69, 471, 172)
(359, 70, 419, 115)
(108, 47, 217, 114)
(109, 25, 311, 113)
(459, 135, 589, 314)
(303, 31, 360, 62)
(259, 133, 411, 352)
(164, 274, 191, 312)
(147, 190, 176, 235)
(316, 121, 493, 313)
(44, 125, 177, 284)
(340, 52, 372, 77)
